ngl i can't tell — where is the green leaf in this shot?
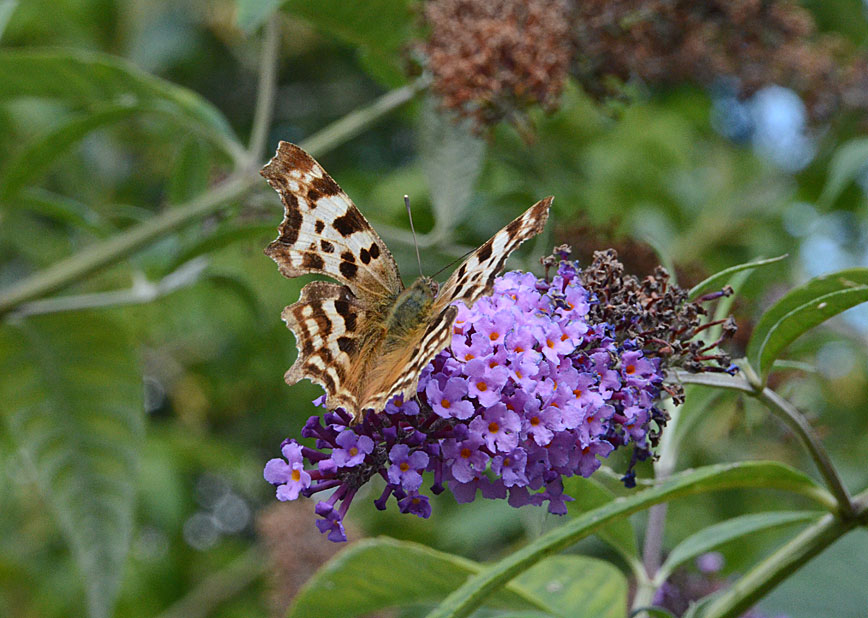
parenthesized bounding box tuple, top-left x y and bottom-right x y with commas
(236, 0, 282, 33)
(425, 461, 834, 618)
(658, 511, 821, 581)
(167, 138, 213, 205)
(290, 539, 627, 618)
(746, 268, 868, 379)
(287, 537, 549, 618)
(563, 476, 638, 562)
(630, 608, 677, 618)
(0, 314, 144, 618)
(688, 255, 788, 300)
(418, 95, 486, 232)
(18, 188, 112, 237)
(282, 0, 415, 86)
(167, 223, 275, 273)
(0, 105, 139, 203)
(513, 555, 628, 618)
(818, 138, 868, 208)
(0, 48, 243, 160)
(204, 273, 267, 324)
(756, 528, 868, 618)
(0, 0, 18, 41)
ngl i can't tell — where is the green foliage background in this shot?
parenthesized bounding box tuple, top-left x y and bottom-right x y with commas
(1, 1, 868, 617)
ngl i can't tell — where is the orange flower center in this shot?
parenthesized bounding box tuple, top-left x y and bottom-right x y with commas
(441, 398, 451, 409)
(476, 382, 488, 392)
(460, 447, 472, 459)
(626, 364, 636, 375)
(291, 469, 301, 482)
(489, 332, 499, 341)
(399, 462, 410, 472)
(488, 422, 500, 433)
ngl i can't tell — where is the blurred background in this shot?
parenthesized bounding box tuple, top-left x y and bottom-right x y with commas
(1, 1, 868, 616)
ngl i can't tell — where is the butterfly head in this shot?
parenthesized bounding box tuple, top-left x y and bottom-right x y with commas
(415, 275, 440, 298)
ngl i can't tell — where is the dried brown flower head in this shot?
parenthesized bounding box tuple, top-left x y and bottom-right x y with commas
(571, 0, 868, 122)
(575, 248, 737, 405)
(422, 0, 573, 129)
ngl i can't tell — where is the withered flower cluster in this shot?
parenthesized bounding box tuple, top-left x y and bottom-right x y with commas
(420, 0, 573, 129)
(421, 0, 868, 128)
(571, 0, 866, 122)
(573, 247, 737, 405)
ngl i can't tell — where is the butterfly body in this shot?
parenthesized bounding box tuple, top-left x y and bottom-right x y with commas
(384, 277, 438, 343)
(262, 141, 551, 423)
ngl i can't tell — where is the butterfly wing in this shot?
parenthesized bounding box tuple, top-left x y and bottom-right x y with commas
(358, 197, 553, 414)
(434, 196, 553, 312)
(262, 141, 403, 303)
(359, 304, 459, 414)
(262, 142, 405, 418)
(280, 281, 371, 414)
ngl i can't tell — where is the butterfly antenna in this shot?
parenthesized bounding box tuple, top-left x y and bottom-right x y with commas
(431, 247, 476, 280)
(405, 194, 424, 277)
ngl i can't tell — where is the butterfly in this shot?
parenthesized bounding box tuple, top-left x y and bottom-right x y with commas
(262, 141, 552, 423)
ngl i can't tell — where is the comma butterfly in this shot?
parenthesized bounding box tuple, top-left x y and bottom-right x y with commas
(262, 142, 551, 422)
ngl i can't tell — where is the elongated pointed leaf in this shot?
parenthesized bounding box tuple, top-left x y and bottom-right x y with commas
(513, 555, 628, 618)
(281, 0, 415, 86)
(167, 223, 275, 272)
(0, 105, 138, 202)
(563, 476, 638, 562)
(425, 461, 833, 618)
(289, 538, 627, 618)
(688, 255, 788, 300)
(0, 314, 144, 618)
(747, 268, 868, 379)
(167, 137, 213, 205)
(287, 537, 548, 618)
(818, 138, 868, 207)
(18, 188, 112, 237)
(0, 0, 18, 41)
(0, 48, 242, 159)
(658, 511, 821, 580)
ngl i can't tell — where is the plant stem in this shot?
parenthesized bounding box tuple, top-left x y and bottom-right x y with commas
(0, 173, 256, 317)
(757, 386, 855, 517)
(632, 400, 681, 612)
(300, 76, 429, 156)
(700, 513, 856, 618)
(9, 258, 208, 318)
(246, 18, 280, 168)
(0, 79, 426, 318)
(672, 369, 855, 518)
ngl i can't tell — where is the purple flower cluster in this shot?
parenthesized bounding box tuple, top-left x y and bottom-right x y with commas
(264, 260, 668, 541)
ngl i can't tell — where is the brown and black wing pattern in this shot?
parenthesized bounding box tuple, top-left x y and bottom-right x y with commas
(434, 196, 552, 312)
(262, 141, 403, 303)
